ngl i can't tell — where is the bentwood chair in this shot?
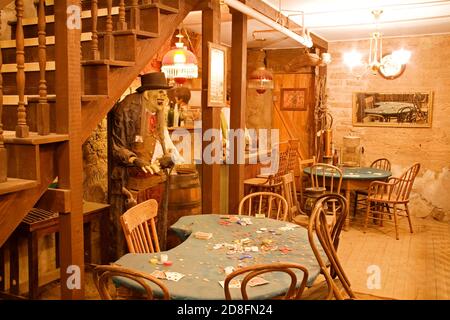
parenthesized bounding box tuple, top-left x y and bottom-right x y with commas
(293, 163, 342, 228)
(224, 263, 309, 300)
(364, 162, 420, 240)
(92, 264, 170, 300)
(238, 192, 288, 221)
(353, 158, 392, 216)
(304, 194, 356, 300)
(120, 199, 160, 253)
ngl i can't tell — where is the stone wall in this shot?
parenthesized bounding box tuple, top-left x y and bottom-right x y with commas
(83, 119, 108, 203)
(327, 34, 450, 222)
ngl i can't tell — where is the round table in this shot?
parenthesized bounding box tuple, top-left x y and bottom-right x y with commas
(303, 166, 391, 229)
(114, 214, 326, 300)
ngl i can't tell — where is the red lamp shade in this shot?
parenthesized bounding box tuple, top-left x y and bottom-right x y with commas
(161, 42, 198, 84)
(248, 67, 274, 94)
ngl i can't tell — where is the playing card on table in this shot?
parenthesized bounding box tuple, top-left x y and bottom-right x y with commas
(248, 277, 269, 287)
(219, 279, 241, 288)
(165, 272, 185, 282)
(150, 270, 166, 279)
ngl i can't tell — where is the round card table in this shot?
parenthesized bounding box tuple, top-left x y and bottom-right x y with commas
(303, 166, 391, 230)
(114, 214, 326, 300)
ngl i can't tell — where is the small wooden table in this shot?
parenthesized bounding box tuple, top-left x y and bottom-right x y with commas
(303, 167, 391, 230)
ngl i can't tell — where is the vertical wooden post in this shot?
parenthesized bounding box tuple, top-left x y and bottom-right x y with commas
(90, 0, 100, 60)
(117, 0, 127, 31)
(55, 0, 84, 300)
(104, 0, 114, 60)
(0, 37, 6, 182)
(201, 0, 221, 214)
(15, 0, 29, 138)
(228, 7, 247, 214)
(130, 0, 140, 31)
(38, 0, 50, 135)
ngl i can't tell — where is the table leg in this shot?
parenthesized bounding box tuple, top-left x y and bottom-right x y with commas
(344, 189, 351, 231)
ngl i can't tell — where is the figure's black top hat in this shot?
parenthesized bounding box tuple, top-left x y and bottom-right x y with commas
(136, 72, 172, 92)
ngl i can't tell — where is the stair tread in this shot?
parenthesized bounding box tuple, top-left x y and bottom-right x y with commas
(82, 95, 109, 101)
(143, 3, 179, 14)
(1, 61, 55, 73)
(82, 59, 135, 67)
(111, 29, 159, 39)
(8, 7, 120, 26)
(3, 94, 108, 104)
(0, 178, 38, 196)
(3, 131, 69, 145)
(0, 33, 92, 48)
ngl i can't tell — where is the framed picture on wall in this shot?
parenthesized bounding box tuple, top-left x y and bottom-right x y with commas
(280, 88, 308, 111)
(352, 91, 433, 127)
(208, 42, 227, 107)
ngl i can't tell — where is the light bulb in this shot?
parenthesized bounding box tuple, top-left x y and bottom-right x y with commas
(392, 49, 411, 65)
(344, 51, 363, 69)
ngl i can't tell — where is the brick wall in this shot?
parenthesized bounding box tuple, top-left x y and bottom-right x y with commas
(327, 34, 450, 221)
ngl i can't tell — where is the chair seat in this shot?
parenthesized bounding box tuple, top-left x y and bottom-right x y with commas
(243, 177, 270, 186)
(292, 214, 335, 228)
(305, 187, 327, 193)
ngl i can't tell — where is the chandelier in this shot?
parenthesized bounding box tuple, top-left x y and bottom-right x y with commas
(161, 30, 198, 85)
(343, 10, 411, 80)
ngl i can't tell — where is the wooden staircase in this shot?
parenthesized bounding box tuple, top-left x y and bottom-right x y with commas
(0, 0, 200, 250)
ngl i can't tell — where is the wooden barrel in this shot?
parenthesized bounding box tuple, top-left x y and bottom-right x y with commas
(166, 171, 202, 248)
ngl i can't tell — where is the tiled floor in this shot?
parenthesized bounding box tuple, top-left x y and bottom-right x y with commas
(38, 213, 450, 300)
(339, 213, 450, 300)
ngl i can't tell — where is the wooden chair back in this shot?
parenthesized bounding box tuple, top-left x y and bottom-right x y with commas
(308, 194, 356, 300)
(368, 162, 420, 203)
(394, 162, 420, 201)
(120, 199, 160, 253)
(310, 163, 343, 194)
(370, 158, 391, 171)
(238, 192, 288, 221)
(281, 171, 300, 221)
(93, 264, 170, 300)
(224, 262, 309, 300)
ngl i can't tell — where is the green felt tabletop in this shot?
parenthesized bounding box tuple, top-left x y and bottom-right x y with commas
(304, 166, 391, 180)
(114, 214, 325, 300)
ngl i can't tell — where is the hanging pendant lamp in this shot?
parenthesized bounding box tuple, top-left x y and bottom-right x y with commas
(161, 31, 198, 85)
(248, 50, 274, 94)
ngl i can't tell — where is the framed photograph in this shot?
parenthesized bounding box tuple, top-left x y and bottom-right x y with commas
(352, 91, 433, 128)
(208, 42, 227, 107)
(280, 88, 308, 111)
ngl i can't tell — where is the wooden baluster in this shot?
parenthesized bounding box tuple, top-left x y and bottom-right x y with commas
(0, 31, 7, 182)
(37, 0, 49, 135)
(15, 0, 29, 138)
(104, 0, 114, 60)
(130, 0, 140, 31)
(91, 0, 100, 60)
(117, 0, 127, 30)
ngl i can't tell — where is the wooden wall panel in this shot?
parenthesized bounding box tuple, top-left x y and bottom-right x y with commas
(272, 73, 316, 159)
